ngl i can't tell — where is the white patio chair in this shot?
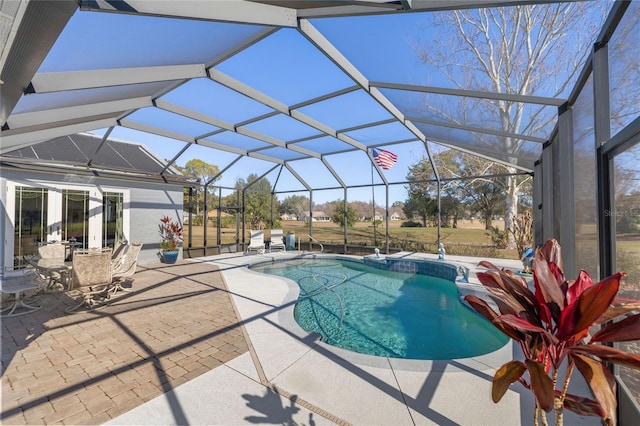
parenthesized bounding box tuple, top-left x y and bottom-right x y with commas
(269, 229, 285, 252)
(246, 230, 265, 254)
(65, 249, 112, 314)
(27, 243, 68, 290)
(110, 241, 143, 294)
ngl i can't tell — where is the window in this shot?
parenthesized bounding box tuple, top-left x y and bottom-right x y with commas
(103, 192, 124, 248)
(13, 187, 48, 269)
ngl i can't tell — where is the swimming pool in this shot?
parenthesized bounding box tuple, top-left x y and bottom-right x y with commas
(250, 258, 508, 360)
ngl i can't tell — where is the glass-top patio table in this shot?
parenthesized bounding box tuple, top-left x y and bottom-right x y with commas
(31, 258, 72, 291)
(1, 273, 42, 317)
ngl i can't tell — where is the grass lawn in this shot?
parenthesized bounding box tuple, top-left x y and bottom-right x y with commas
(184, 219, 519, 259)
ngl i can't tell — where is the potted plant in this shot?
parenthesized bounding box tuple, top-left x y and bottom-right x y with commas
(464, 238, 640, 426)
(159, 215, 183, 264)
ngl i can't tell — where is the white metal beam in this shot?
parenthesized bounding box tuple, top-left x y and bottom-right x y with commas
(299, 19, 430, 148)
(28, 65, 206, 94)
(120, 119, 194, 144)
(284, 163, 312, 192)
(370, 81, 566, 107)
(196, 139, 248, 156)
(1, 0, 77, 124)
(406, 116, 547, 143)
(208, 69, 367, 151)
(248, 152, 285, 164)
(155, 99, 234, 131)
(156, 99, 320, 158)
(80, 0, 298, 27)
(430, 138, 534, 172)
(7, 97, 152, 129)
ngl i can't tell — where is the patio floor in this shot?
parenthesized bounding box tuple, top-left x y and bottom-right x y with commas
(2, 261, 248, 425)
(2, 252, 600, 425)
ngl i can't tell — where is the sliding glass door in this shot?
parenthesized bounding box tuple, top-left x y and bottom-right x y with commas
(61, 189, 89, 250)
(13, 187, 48, 269)
(103, 192, 124, 248)
(6, 183, 129, 271)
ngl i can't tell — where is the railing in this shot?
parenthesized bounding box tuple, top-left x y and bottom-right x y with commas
(298, 235, 324, 253)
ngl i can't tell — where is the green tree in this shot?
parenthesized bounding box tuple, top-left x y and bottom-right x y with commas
(404, 160, 438, 226)
(407, 149, 532, 230)
(231, 174, 279, 230)
(440, 194, 463, 228)
(410, 3, 608, 247)
(176, 159, 220, 216)
(403, 192, 436, 227)
(330, 201, 357, 228)
(279, 195, 311, 218)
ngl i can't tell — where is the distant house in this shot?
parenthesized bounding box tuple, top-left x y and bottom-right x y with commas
(1, 132, 191, 270)
(390, 210, 403, 221)
(299, 211, 331, 222)
(280, 213, 297, 221)
(359, 209, 403, 221)
(362, 211, 384, 221)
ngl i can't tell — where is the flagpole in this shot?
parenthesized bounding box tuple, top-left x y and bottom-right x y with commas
(371, 159, 376, 247)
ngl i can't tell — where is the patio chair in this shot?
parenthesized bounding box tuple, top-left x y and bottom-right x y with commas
(269, 229, 285, 252)
(246, 230, 265, 254)
(27, 243, 68, 290)
(65, 249, 112, 314)
(110, 241, 143, 295)
(37, 243, 66, 261)
(110, 239, 129, 269)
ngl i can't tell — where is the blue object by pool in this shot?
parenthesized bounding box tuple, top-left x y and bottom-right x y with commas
(250, 258, 508, 360)
(285, 233, 296, 251)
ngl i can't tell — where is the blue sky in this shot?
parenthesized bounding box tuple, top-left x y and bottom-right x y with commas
(33, 3, 609, 206)
(55, 10, 440, 205)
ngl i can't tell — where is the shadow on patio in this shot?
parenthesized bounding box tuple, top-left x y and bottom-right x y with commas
(1, 261, 248, 425)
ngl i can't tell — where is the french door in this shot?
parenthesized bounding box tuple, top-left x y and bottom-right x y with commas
(7, 182, 128, 270)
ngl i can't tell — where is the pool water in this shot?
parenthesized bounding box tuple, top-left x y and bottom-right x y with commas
(250, 258, 508, 360)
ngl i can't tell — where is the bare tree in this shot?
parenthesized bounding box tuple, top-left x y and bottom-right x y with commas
(410, 3, 609, 247)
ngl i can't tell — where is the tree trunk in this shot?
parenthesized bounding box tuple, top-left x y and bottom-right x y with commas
(504, 171, 518, 249)
(485, 214, 492, 230)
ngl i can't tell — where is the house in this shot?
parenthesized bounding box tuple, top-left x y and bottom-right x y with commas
(390, 210, 403, 221)
(299, 211, 331, 222)
(0, 132, 191, 269)
(280, 213, 297, 221)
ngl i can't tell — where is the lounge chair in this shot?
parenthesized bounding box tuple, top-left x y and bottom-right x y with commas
(246, 230, 265, 254)
(269, 229, 285, 252)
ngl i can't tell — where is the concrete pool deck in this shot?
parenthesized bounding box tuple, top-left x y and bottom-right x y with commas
(106, 251, 599, 425)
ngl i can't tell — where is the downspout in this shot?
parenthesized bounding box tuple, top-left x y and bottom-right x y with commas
(386, 184, 390, 253)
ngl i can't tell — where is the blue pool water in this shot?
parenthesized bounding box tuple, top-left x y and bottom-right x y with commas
(250, 258, 508, 360)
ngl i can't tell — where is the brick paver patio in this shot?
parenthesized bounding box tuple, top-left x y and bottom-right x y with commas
(1, 261, 249, 425)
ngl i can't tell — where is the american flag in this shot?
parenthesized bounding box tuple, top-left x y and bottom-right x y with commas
(372, 148, 398, 170)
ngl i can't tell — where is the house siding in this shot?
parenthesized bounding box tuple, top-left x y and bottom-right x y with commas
(0, 169, 183, 269)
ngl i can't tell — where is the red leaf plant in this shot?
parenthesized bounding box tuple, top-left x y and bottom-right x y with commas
(464, 239, 640, 426)
(159, 215, 183, 252)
